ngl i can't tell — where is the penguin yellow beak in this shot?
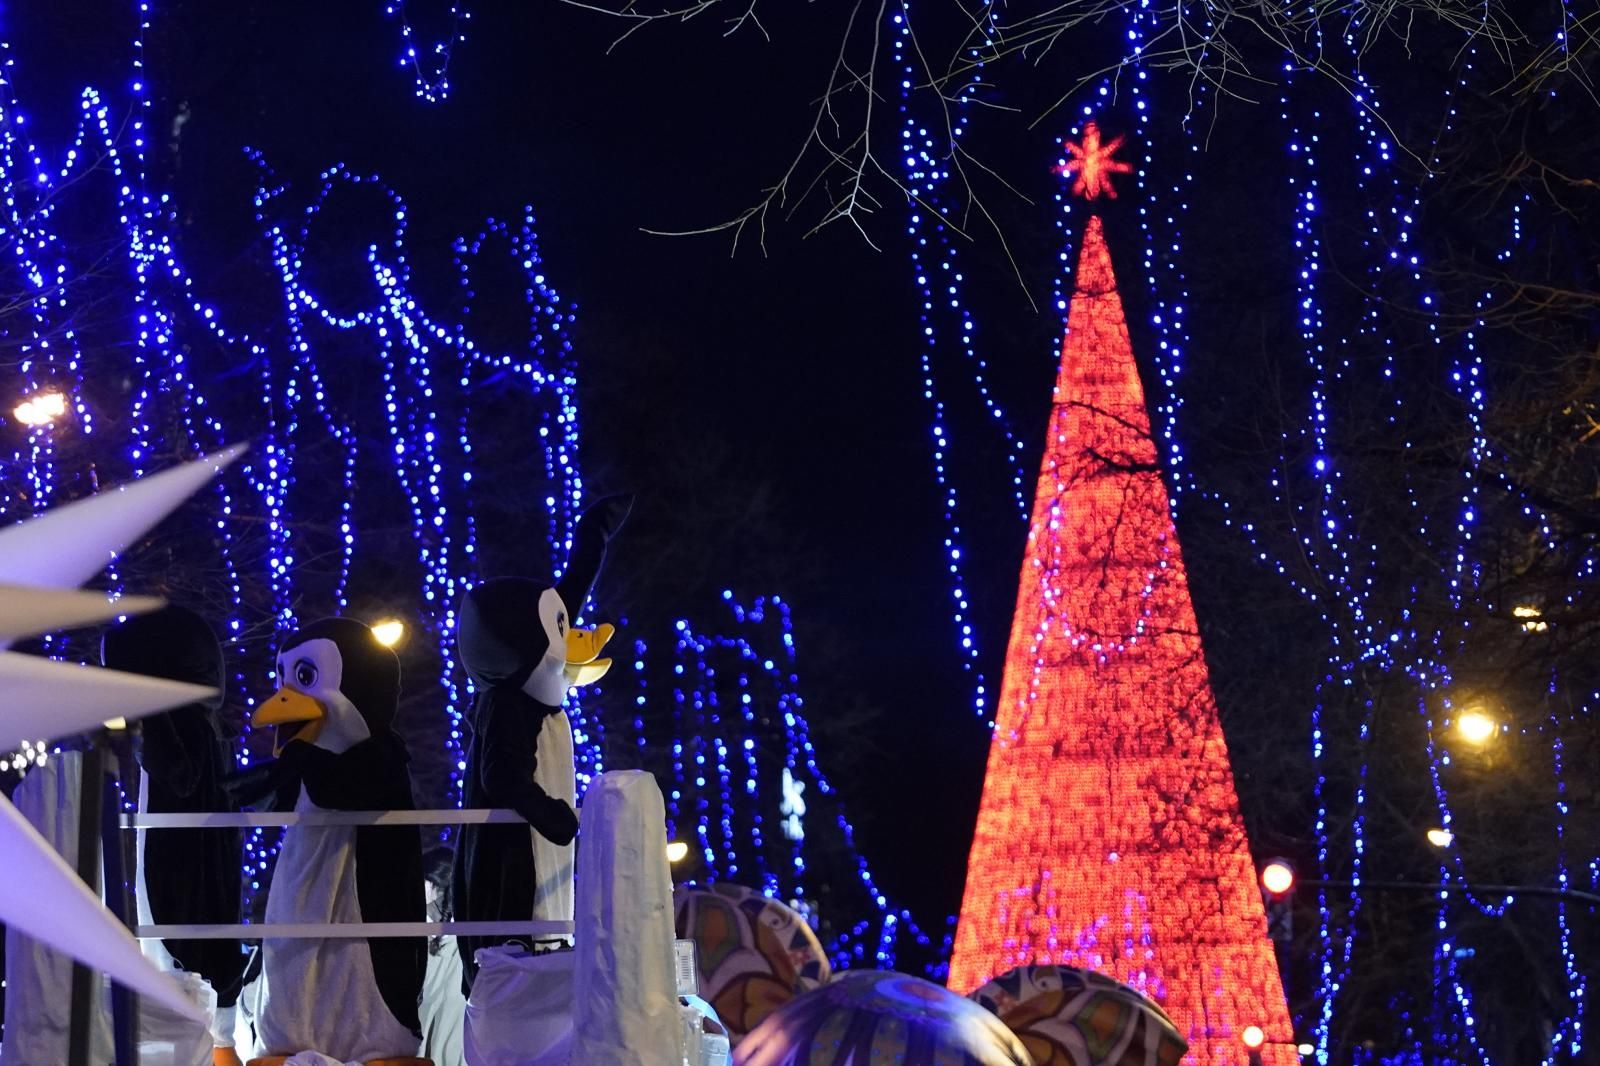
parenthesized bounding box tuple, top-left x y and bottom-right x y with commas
(566, 623, 614, 665)
(564, 623, 614, 688)
(254, 687, 326, 755)
(564, 658, 613, 687)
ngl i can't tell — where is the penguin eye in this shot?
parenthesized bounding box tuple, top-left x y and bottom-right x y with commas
(294, 660, 318, 689)
(556, 611, 566, 636)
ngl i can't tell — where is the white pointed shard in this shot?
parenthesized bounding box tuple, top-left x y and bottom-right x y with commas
(0, 442, 247, 590)
(0, 792, 204, 1022)
(0, 652, 216, 752)
(0, 585, 164, 642)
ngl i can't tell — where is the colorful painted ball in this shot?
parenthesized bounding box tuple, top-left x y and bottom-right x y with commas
(735, 970, 1036, 1066)
(675, 883, 831, 1044)
(968, 965, 1187, 1066)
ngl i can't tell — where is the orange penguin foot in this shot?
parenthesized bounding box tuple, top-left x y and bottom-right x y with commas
(212, 1049, 244, 1066)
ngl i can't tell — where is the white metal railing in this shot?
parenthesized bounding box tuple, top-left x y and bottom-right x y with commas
(125, 808, 528, 828)
(124, 808, 576, 941)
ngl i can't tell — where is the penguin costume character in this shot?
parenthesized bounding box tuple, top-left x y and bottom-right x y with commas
(100, 605, 249, 1064)
(453, 494, 632, 992)
(250, 618, 427, 1063)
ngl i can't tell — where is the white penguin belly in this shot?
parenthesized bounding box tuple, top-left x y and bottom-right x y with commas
(256, 788, 417, 1061)
(530, 710, 576, 938)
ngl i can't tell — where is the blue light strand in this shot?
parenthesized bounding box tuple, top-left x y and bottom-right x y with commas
(383, 0, 471, 103)
(893, 0, 1026, 725)
(667, 593, 935, 973)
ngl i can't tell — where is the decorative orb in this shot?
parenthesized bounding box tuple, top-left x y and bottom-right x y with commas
(968, 965, 1187, 1066)
(675, 883, 831, 1044)
(736, 970, 1036, 1066)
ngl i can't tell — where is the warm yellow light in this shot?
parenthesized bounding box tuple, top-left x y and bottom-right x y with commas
(13, 390, 67, 427)
(1513, 605, 1549, 632)
(1426, 827, 1454, 848)
(666, 841, 689, 864)
(1456, 710, 1496, 745)
(1242, 1025, 1266, 1050)
(1260, 861, 1295, 895)
(370, 619, 406, 647)
(1298, 1045, 1314, 1057)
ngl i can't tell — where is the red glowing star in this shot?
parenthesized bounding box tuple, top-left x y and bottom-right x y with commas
(1053, 121, 1133, 201)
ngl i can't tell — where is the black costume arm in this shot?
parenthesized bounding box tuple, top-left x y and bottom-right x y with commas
(480, 735, 578, 846)
(221, 757, 299, 809)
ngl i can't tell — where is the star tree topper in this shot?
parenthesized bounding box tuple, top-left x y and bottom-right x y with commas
(1054, 121, 1132, 200)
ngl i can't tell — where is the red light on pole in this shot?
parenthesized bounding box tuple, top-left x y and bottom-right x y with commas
(1261, 861, 1295, 896)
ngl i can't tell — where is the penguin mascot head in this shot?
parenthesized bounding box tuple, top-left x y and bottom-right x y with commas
(254, 617, 401, 754)
(458, 493, 634, 705)
(100, 602, 226, 712)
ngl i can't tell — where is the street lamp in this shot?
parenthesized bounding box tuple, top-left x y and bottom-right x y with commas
(1456, 710, 1496, 745)
(1242, 1026, 1266, 1050)
(1261, 860, 1296, 896)
(13, 390, 68, 427)
(666, 841, 689, 864)
(370, 619, 406, 648)
(1426, 827, 1454, 848)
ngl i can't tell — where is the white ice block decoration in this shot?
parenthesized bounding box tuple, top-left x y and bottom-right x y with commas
(0, 651, 216, 751)
(0, 443, 245, 591)
(571, 770, 684, 1066)
(0, 772, 204, 1025)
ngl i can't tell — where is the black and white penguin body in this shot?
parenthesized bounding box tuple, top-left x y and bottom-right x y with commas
(453, 494, 632, 991)
(252, 618, 425, 1061)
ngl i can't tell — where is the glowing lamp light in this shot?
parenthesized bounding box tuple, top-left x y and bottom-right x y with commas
(1261, 861, 1296, 896)
(1456, 710, 1497, 745)
(1298, 1044, 1314, 1057)
(1513, 605, 1548, 632)
(13, 390, 68, 427)
(1242, 1025, 1266, 1050)
(1426, 827, 1454, 848)
(370, 619, 407, 648)
(666, 841, 689, 864)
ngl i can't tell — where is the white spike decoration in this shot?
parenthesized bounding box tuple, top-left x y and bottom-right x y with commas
(0, 443, 245, 1024)
(0, 654, 217, 752)
(0, 794, 207, 1019)
(0, 442, 247, 590)
(0, 585, 163, 644)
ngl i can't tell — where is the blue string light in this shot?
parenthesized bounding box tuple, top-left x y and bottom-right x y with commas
(654, 593, 936, 973)
(893, 0, 1025, 726)
(383, 0, 471, 103)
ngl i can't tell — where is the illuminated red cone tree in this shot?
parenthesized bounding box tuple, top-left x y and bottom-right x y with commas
(948, 123, 1296, 1065)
